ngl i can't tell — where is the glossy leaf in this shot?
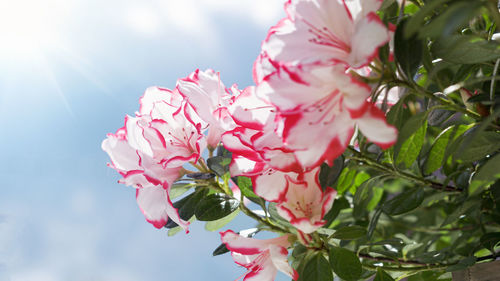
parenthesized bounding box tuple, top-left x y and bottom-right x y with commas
(319, 155, 344, 191)
(165, 189, 208, 228)
(204, 209, 240, 231)
(456, 131, 500, 163)
(395, 18, 423, 80)
(331, 225, 367, 240)
(207, 155, 231, 177)
(469, 153, 500, 195)
(480, 232, 500, 252)
(396, 120, 427, 168)
(298, 253, 333, 281)
(432, 35, 500, 64)
(212, 243, 229, 256)
(445, 256, 476, 272)
(374, 268, 395, 281)
(195, 193, 239, 221)
(329, 247, 362, 281)
(382, 187, 425, 215)
(323, 196, 350, 227)
(394, 113, 427, 168)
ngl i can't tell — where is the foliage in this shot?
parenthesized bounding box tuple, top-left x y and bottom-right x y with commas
(103, 0, 500, 280)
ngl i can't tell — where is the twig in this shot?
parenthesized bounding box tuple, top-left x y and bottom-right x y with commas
(346, 147, 461, 192)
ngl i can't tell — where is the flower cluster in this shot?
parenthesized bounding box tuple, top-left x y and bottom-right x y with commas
(103, 1, 397, 280)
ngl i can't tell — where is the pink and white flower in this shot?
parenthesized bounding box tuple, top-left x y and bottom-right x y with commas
(222, 87, 302, 202)
(257, 64, 397, 169)
(177, 69, 237, 148)
(102, 87, 207, 231)
(275, 168, 337, 234)
(257, 0, 390, 75)
(220, 230, 298, 281)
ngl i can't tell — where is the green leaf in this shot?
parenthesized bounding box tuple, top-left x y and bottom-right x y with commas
(236, 176, 257, 198)
(331, 225, 367, 240)
(456, 131, 500, 163)
(170, 183, 195, 199)
(432, 35, 500, 64)
(441, 199, 479, 226)
(424, 127, 453, 174)
(393, 112, 427, 168)
(404, 0, 451, 38)
(204, 209, 240, 231)
(195, 193, 239, 221)
(424, 125, 469, 174)
(319, 155, 344, 191)
(470, 153, 500, 195)
(165, 189, 208, 228)
(329, 247, 362, 281)
(207, 155, 231, 177)
(480, 232, 500, 252)
(353, 177, 384, 219)
(298, 253, 333, 281)
(374, 267, 395, 281)
(368, 207, 383, 238)
(419, 1, 483, 39)
(336, 168, 357, 194)
(407, 270, 448, 281)
(394, 18, 423, 80)
(268, 202, 294, 229)
(167, 226, 183, 237)
(382, 187, 425, 215)
(396, 120, 427, 168)
(323, 196, 350, 226)
(445, 256, 476, 272)
(212, 243, 229, 256)
(386, 96, 410, 130)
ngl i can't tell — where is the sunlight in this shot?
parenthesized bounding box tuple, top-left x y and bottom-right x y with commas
(0, 0, 70, 57)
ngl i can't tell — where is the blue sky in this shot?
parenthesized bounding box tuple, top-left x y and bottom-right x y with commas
(0, 0, 292, 280)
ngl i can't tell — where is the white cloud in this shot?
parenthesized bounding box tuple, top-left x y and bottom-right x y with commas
(122, 0, 284, 52)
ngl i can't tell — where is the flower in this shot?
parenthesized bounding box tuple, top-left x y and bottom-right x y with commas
(102, 86, 207, 231)
(220, 230, 298, 281)
(222, 86, 302, 202)
(257, 64, 397, 169)
(257, 0, 390, 74)
(177, 69, 237, 148)
(275, 168, 337, 234)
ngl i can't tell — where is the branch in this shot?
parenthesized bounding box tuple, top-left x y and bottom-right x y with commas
(346, 147, 461, 192)
(359, 252, 500, 272)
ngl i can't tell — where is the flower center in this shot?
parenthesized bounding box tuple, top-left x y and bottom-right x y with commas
(306, 23, 351, 53)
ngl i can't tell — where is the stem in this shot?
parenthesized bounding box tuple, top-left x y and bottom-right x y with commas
(491, 59, 500, 115)
(238, 192, 288, 233)
(346, 147, 461, 192)
(394, 80, 482, 120)
(360, 252, 499, 272)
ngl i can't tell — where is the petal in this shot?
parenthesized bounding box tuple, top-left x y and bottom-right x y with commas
(348, 12, 391, 68)
(136, 184, 190, 232)
(264, 0, 354, 65)
(230, 86, 275, 130)
(269, 245, 298, 280)
(277, 204, 326, 234)
(220, 230, 290, 255)
(356, 104, 397, 149)
(253, 171, 290, 202)
(102, 128, 141, 172)
(282, 111, 354, 168)
(243, 257, 278, 281)
(139, 86, 183, 116)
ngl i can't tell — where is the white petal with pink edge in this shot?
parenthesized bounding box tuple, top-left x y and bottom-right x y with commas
(136, 183, 190, 232)
(356, 104, 398, 149)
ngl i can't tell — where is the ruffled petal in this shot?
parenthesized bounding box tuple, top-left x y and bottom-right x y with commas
(136, 183, 190, 232)
(348, 12, 391, 68)
(356, 104, 397, 149)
